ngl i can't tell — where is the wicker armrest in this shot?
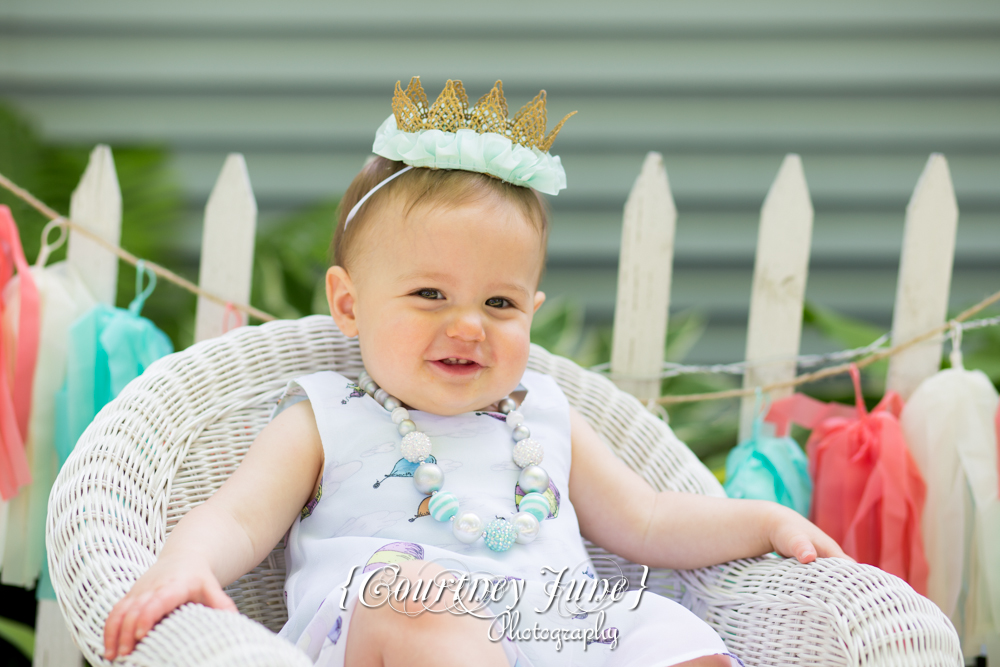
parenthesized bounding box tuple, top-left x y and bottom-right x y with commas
(676, 556, 961, 666)
(118, 604, 310, 667)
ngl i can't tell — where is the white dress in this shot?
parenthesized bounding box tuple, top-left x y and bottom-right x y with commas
(275, 370, 741, 666)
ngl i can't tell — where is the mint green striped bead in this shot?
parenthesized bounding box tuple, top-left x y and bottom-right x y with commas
(518, 492, 549, 522)
(428, 491, 460, 522)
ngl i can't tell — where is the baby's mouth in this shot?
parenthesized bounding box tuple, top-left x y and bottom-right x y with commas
(430, 357, 483, 375)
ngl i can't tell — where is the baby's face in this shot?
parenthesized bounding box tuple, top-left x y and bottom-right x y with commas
(327, 195, 546, 416)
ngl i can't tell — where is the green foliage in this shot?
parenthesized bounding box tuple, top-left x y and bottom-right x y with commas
(805, 300, 1000, 403)
(0, 615, 34, 659)
(958, 323, 1000, 382)
(530, 300, 741, 464)
(251, 201, 340, 320)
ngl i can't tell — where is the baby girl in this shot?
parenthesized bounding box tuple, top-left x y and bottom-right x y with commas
(103, 78, 847, 667)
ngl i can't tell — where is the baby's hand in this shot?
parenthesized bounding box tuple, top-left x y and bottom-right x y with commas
(767, 505, 853, 564)
(103, 553, 238, 660)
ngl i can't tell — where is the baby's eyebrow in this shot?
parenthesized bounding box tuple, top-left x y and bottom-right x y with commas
(397, 269, 449, 283)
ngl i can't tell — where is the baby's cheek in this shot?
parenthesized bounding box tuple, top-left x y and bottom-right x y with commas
(496, 324, 532, 368)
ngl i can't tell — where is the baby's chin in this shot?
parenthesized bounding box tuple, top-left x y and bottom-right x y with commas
(403, 394, 501, 416)
(393, 382, 512, 416)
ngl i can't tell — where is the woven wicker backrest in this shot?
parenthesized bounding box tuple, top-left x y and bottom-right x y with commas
(49, 316, 724, 636)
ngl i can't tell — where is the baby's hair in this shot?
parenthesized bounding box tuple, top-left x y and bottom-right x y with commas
(331, 156, 550, 276)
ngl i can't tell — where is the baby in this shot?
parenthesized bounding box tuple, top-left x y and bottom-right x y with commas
(104, 80, 847, 667)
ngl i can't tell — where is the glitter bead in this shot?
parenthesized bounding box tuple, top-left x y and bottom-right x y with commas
(518, 492, 549, 522)
(390, 407, 410, 424)
(512, 511, 540, 544)
(398, 419, 417, 436)
(483, 518, 517, 552)
(452, 511, 484, 544)
(498, 397, 516, 414)
(512, 424, 530, 441)
(518, 465, 549, 494)
(505, 411, 524, 427)
(413, 462, 444, 495)
(428, 491, 459, 521)
(512, 438, 544, 468)
(383, 396, 401, 412)
(401, 431, 432, 463)
(374, 388, 390, 404)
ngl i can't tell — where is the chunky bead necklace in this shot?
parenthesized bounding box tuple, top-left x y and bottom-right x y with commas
(357, 368, 551, 552)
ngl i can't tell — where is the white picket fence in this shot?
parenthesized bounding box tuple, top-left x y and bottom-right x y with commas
(610, 151, 959, 440)
(29, 145, 960, 663)
(31, 146, 258, 666)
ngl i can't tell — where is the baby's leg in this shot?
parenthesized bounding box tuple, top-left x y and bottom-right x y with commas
(345, 559, 509, 667)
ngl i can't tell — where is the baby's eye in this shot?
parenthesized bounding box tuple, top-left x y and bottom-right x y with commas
(416, 289, 444, 300)
(485, 297, 512, 309)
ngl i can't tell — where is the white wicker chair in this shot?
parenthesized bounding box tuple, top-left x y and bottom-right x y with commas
(46, 316, 961, 666)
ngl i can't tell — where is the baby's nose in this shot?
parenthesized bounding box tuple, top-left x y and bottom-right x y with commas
(446, 311, 486, 342)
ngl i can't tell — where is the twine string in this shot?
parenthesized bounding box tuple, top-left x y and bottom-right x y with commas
(1, 168, 996, 404)
(655, 287, 1000, 405)
(0, 170, 276, 323)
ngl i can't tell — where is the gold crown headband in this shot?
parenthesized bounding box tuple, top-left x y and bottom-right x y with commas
(391, 77, 576, 153)
(345, 77, 576, 226)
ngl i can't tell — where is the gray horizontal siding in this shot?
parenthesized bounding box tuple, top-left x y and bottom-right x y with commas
(7, 95, 1000, 152)
(2, 36, 999, 94)
(3, 1, 1000, 34)
(2, 0, 998, 363)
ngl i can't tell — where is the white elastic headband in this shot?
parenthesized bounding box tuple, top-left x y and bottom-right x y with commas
(344, 165, 414, 229)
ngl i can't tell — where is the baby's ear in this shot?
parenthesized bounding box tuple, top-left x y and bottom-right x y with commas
(532, 290, 546, 313)
(326, 266, 359, 337)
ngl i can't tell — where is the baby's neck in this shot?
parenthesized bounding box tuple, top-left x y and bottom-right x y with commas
(368, 386, 526, 416)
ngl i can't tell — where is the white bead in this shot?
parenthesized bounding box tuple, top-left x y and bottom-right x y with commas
(401, 431, 432, 463)
(505, 411, 524, 427)
(452, 511, 484, 544)
(374, 388, 389, 404)
(518, 465, 549, 494)
(413, 462, 444, 495)
(512, 511, 540, 544)
(513, 438, 544, 468)
(391, 407, 410, 424)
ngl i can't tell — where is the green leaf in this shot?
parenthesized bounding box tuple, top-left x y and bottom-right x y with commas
(530, 297, 586, 360)
(251, 199, 340, 321)
(0, 615, 34, 659)
(803, 301, 889, 390)
(803, 302, 884, 350)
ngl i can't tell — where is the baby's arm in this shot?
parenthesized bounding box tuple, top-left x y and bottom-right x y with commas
(103, 400, 324, 660)
(568, 407, 849, 569)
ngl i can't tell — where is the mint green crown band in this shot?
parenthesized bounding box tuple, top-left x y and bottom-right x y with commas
(372, 115, 567, 196)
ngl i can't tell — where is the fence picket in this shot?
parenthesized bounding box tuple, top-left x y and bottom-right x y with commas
(739, 154, 814, 441)
(886, 154, 959, 399)
(194, 154, 258, 343)
(34, 147, 120, 666)
(610, 152, 677, 402)
(67, 145, 122, 305)
(33, 600, 83, 667)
